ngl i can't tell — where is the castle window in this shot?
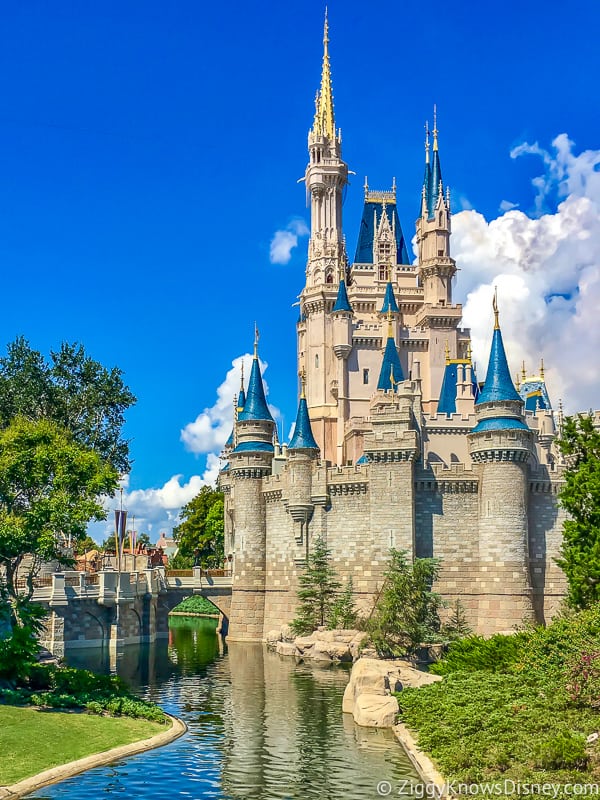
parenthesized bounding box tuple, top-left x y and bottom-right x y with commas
(378, 264, 387, 281)
(438, 249, 444, 256)
(315, 354, 319, 368)
(363, 368, 369, 384)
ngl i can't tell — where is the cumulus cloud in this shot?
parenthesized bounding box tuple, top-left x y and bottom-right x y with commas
(181, 353, 278, 453)
(269, 218, 309, 264)
(452, 133, 600, 414)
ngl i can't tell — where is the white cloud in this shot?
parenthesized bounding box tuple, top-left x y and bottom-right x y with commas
(499, 200, 519, 212)
(452, 133, 600, 414)
(180, 353, 278, 453)
(269, 217, 309, 265)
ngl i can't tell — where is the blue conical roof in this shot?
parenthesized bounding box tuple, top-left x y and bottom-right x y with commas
(377, 335, 404, 391)
(422, 162, 432, 218)
(354, 201, 411, 265)
(238, 357, 274, 421)
(225, 427, 234, 448)
(438, 362, 459, 415)
(332, 279, 352, 313)
(380, 281, 399, 314)
(237, 386, 246, 411)
(476, 327, 521, 405)
(288, 397, 319, 451)
(429, 150, 443, 218)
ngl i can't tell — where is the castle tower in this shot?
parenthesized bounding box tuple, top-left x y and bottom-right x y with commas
(286, 372, 320, 548)
(468, 294, 536, 633)
(299, 12, 350, 463)
(227, 331, 275, 642)
(305, 11, 348, 285)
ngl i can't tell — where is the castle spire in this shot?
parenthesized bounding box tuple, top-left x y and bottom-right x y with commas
(289, 371, 319, 451)
(317, 9, 335, 140)
(377, 321, 403, 391)
(476, 295, 521, 405)
(238, 328, 274, 422)
(332, 277, 352, 313)
(430, 105, 444, 217)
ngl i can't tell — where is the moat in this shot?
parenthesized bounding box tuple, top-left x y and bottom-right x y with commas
(28, 617, 419, 799)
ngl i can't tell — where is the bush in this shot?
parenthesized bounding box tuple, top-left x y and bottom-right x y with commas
(430, 632, 529, 675)
(0, 625, 41, 682)
(533, 731, 588, 770)
(565, 650, 600, 709)
(171, 595, 219, 615)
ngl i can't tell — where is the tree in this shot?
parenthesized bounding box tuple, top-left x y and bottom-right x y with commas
(0, 337, 136, 473)
(329, 576, 358, 630)
(75, 535, 97, 555)
(556, 413, 600, 609)
(291, 536, 341, 634)
(0, 417, 118, 625)
(173, 486, 224, 567)
(367, 550, 442, 657)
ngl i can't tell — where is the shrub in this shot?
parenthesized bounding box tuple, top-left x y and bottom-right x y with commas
(565, 650, 600, 709)
(430, 632, 529, 675)
(171, 595, 219, 615)
(533, 731, 588, 770)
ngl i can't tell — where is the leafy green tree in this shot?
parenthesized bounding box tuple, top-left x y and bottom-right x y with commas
(556, 413, 600, 609)
(173, 486, 224, 567)
(441, 599, 473, 641)
(367, 549, 442, 657)
(329, 576, 358, 630)
(74, 535, 97, 555)
(291, 536, 341, 634)
(0, 417, 118, 624)
(0, 337, 136, 473)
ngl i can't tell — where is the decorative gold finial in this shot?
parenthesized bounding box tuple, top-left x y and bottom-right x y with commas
(300, 368, 307, 399)
(540, 358, 545, 380)
(444, 340, 450, 364)
(492, 286, 499, 330)
(254, 323, 259, 358)
(364, 176, 369, 198)
(515, 372, 521, 390)
(240, 360, 245, 391)
(392, 176, 396, 200)
(387, 308, 394, 338)
(425, 120, 430, 164)
(432, 104, 438, 152)
(521, 360, 526, 382)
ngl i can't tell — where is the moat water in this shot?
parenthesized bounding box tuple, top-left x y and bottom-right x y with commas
(29, 617, 419, 799)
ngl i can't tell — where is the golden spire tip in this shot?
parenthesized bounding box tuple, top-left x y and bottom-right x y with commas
(432, 104, 439, 152)
(444, 339, 450, 364)
(253, 323, 259, 358)
(540, 358, 545, 380)
(492, 286, 499, 330)
(521, 360, 526, 382)
(300, 368, 307, 399)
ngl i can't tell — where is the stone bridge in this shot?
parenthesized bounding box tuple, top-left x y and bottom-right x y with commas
(35, 568, 232, 658)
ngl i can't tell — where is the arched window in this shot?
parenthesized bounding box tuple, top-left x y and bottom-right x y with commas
(315, 354, 319, 368)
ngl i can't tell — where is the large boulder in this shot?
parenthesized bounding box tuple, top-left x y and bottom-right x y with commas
(353, 693, 400, 728)
(342, 657, 441, 722)
(280, 624, 295, 642)
(265, 629, 282, 645)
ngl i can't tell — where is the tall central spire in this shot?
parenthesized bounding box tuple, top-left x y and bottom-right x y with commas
(316, 10, 335, 139)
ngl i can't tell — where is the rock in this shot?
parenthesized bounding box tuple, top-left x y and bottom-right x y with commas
(280, 624, 295, 642)
(313, 640, 352, 662)
(353, 693, 399, 728)
(294, 635, 316, 653)
(266, 629, 282, 645)
(276, 641, 299, 657)
(342, 657, 441, 716)
(349, 632, 369, 660)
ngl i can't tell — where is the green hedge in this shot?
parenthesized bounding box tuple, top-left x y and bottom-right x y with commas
(170, 595, 219, 615)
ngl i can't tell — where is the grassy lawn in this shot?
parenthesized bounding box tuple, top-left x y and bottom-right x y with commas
(0, 705, 165, 786)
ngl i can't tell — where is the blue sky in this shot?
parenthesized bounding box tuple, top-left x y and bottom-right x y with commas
(1, 1, 600, 539)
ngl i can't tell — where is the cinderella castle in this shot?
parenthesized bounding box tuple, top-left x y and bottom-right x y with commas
(219, 16, 566, 641)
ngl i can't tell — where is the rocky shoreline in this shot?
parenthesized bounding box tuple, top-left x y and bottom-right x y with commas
(266, 624, 368, 663)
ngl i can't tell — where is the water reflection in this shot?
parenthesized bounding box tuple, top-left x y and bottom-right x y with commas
(29, 617, 419, 799)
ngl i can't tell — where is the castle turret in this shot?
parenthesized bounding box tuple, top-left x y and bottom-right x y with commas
(377, 314, 404, 391)
(228, 330, 275, 642)
(286, 373, 319, 542)
(416, 110, 456, 307)
(468, 293, 535, 633)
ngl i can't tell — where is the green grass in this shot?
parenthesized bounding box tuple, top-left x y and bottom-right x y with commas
(170, 594, 219, 615)
(0, 705, 165, 785)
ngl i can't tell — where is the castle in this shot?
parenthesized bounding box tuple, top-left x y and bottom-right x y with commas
(219, 15, 566, 642)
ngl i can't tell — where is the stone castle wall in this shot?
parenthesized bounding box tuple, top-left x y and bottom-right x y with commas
(227, 457, 567, 640)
